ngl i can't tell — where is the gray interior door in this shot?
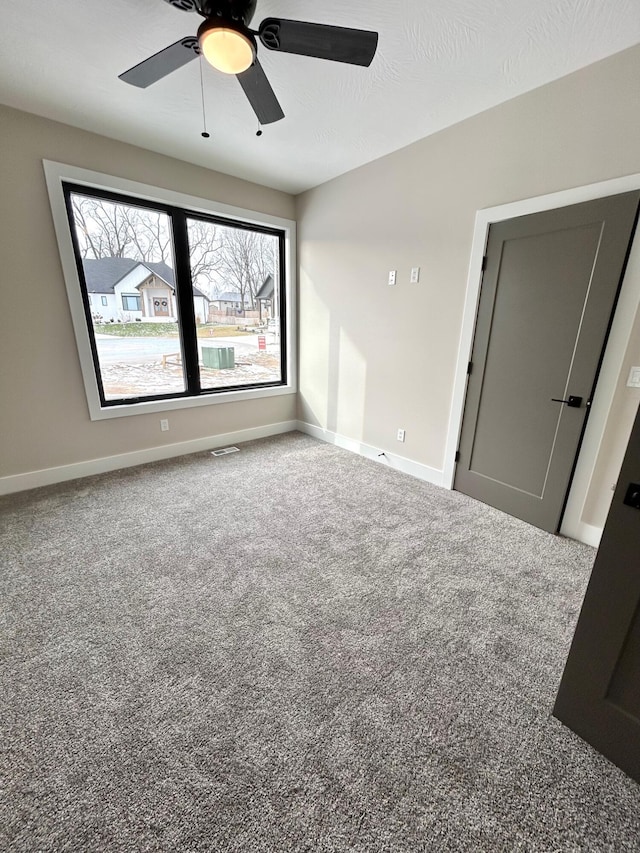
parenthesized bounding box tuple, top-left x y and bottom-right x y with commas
(554, 403, 640, 784)
(454, 192, 640, 532)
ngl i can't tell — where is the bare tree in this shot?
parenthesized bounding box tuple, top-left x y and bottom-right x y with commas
(216, 227, 276, 308)
(70, 199, 104, 260)
(250, 232, 275, 305)
(71, 194, 278, 311)
(70, 194, 223, 294)
(78, 201, 173, 263)
(186, 219, 223, 295)
(129, 208, 172, 263)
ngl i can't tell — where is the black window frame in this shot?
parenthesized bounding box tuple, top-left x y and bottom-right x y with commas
(62, 182, 288, 409)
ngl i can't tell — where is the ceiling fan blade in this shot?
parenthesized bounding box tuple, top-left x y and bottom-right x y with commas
(119, 37, 200, 88)
(162, 0, 199, 11)
(258, 18, 378, 67)
(237, 60, 284, 125)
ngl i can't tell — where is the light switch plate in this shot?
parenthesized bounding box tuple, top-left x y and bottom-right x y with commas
(627, 366, 640, 388)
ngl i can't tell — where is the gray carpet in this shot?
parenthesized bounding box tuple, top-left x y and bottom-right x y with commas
(1, 431, 639, 852)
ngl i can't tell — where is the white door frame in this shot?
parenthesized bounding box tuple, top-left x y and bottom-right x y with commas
(443, 172, 640, 547)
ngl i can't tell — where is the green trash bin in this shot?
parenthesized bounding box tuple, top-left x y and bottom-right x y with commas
(202, 346, 235, 369)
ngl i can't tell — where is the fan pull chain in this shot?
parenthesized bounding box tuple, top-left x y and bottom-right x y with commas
(256, 125, 263, 137)
(199, 57, 210, 139)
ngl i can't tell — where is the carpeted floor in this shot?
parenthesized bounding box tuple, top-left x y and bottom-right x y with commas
(1, 431, 639, 852)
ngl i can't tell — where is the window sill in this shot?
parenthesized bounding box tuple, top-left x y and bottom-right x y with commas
(86, 382, 296, 421)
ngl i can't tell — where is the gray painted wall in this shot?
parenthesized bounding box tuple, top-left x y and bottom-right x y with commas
(296, 44, 640, 533)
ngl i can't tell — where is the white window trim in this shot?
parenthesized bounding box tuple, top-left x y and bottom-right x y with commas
(43, 159, 297, 421)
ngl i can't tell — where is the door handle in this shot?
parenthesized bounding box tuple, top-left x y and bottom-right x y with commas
(551, 395, 583, 408)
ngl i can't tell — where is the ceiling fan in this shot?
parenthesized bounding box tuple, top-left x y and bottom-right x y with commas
(119, 0, 379, 125)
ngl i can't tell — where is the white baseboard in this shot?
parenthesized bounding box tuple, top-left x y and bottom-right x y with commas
(297, 421, 602, 546)
(296, 421, 446, 488)
(0, 420, 298, 496)
(561, 520, 603, 548)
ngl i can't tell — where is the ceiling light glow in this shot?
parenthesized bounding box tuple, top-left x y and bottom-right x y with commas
(199, 25, 255, 75)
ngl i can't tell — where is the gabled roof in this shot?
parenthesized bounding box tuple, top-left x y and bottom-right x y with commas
(256, 274, 274, 301)
(141, 261, 175, 289)
(82, 257, 138, 293)
(81, 257, 207, 299)
(191, 285, 208, 300)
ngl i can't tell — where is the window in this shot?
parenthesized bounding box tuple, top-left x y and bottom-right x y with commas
(121, 294, 141, 312)
(44, 162, 296, 420)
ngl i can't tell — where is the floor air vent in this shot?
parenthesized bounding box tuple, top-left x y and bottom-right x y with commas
(211, 446, 240, 457)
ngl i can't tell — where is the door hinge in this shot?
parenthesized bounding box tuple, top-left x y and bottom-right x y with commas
(481, 255, 488, 272)
(467, 361, 473, 375)
(455, 450, 461, 463)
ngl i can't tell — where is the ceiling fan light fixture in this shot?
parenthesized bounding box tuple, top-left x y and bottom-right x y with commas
(198, 19, 255, 75)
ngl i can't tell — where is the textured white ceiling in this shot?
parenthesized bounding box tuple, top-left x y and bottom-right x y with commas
(1, 0, 638, 194)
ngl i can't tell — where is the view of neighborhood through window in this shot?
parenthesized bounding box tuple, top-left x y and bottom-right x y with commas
(186, 216, 280, 392)
(66, 188, 284, 404)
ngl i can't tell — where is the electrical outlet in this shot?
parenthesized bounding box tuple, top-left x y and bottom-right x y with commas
(627, 366, 640, 388)
(388, 270, 397, 286)
(397, 428, 406, 442)
(410, 267, 420, 283)
(160, 419, 169, 432)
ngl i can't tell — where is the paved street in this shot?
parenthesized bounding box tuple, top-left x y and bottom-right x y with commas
(95, 333, 277, 365)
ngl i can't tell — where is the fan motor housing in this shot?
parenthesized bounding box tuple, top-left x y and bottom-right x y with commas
(200, 0, 257, 25)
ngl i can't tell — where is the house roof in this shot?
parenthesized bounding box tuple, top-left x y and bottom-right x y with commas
(82, 257, 139, 293)
(215, 292, 246, 304)
(81, 258, 207, 300)
(256, 275, 274, 301)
